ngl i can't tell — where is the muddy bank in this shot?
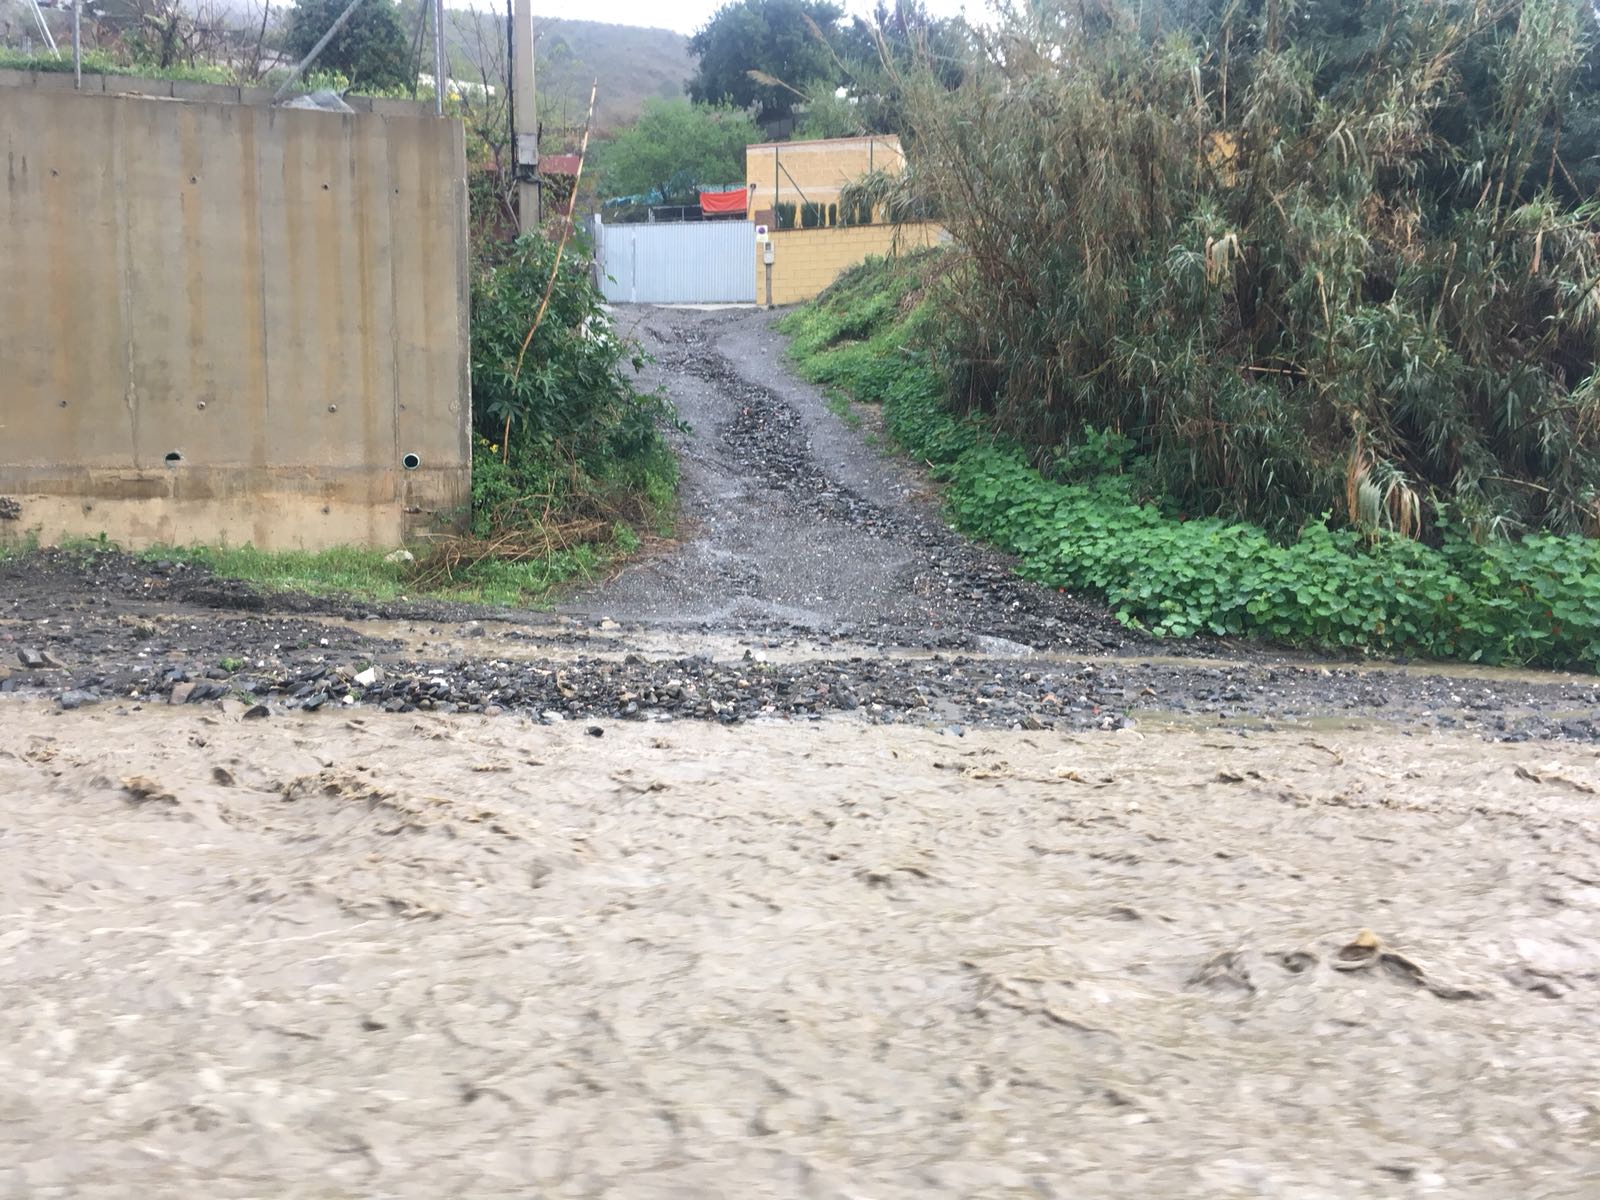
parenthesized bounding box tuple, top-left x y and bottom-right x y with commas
(2, 704, 1597, 1197)
(2, 574, 1598, 741)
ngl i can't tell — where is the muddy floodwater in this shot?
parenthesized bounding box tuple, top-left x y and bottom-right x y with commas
(5, 305, 1600, 1196)
(3, 702, 1598, 1198)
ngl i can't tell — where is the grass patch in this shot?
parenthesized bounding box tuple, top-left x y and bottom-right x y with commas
(0, 532, 37, 564)
(32, 531, 627, 609)
(0, 48, 236, 83)
(152, 544, 413, 599)
(142, 535, 632, 609)
(824, 390, 863, 430)
(786, 253, 1600, 670)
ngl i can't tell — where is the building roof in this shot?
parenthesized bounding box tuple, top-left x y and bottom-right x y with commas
(744, 134, 903, 152)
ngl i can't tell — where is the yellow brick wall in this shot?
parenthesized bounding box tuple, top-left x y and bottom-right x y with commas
(745, 136, 908, 217)
(756, 223, 943, 306)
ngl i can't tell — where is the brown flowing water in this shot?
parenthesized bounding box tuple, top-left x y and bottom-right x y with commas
(3, 701, 1597, 1198)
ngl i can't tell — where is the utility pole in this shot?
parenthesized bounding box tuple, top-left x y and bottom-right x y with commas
(512, 0, 540, 231)
(432, 0, 446, 116)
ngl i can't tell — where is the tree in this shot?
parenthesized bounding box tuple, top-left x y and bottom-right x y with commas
(596, 99, 760, 206)
(895, 0, 1600, 535)
(832, 1, 969, 138)
(285, 0, 411, 92)
(688, 0, 846, 122)
(794, 89, 867, 139)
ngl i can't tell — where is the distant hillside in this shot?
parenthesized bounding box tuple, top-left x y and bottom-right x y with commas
(0, 0, 690, 137)
(534, 19, 690, 132)
(444, 13, 690, 135)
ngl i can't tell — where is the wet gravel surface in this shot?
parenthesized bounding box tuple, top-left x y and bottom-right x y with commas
(0, 552, 1597, 741)
(2, 306, 1599, 741)
(590, 306, 1138, 652)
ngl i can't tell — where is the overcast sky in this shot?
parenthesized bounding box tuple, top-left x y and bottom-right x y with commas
(449, 0, 984, 38)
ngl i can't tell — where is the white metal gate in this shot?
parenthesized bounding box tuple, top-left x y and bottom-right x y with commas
(592, 217, 756, 304)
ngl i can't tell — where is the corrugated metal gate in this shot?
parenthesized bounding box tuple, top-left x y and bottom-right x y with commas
(592, 217, 756, 304)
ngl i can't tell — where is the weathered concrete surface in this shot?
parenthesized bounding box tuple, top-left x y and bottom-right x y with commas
(0, 84, 470, 550)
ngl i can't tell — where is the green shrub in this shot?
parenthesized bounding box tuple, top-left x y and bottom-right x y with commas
(468, 233, 676, 543)
(0, 48, 234, 83)
(839, 194, 874, 227)
(785, 254, 1600, 669)
(473, 237, 671, 467)
(893, 0, 1600, 537)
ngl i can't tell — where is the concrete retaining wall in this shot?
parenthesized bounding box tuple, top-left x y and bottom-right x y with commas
(0, 78, 470, 551)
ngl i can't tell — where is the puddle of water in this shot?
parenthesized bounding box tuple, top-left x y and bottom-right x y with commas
(1129, 708, 1389, 733)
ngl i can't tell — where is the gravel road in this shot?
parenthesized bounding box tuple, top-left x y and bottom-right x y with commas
(3, 306, 1597, 740)
(2, 305, 1599, 1198)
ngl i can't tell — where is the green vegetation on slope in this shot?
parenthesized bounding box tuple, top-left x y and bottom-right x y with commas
(784, 254, 1600, 669)
(441, 13, 691, 134)
(893, 0, 1600, 538)
(531, 18, 692, 133)
(0, 47, 235, 82)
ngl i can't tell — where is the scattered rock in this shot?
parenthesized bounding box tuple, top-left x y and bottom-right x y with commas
(383, 549, 415, 564)
(57, 689, 98, 711)
(121, 775, 176, 805)
(18, 646, 63, 670)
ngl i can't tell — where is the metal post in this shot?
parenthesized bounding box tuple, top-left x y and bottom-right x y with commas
(512, 0, 540, 229)
(272, 0, 367, 102)
(27, 0, 60, 58)
(71, 0, 81, 88)
(432, 0, 445, 116)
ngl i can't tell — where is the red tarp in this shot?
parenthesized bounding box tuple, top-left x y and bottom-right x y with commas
(699, 188, 748, 216)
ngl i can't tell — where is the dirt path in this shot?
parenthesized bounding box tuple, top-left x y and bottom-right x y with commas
(578, 305, 1134, 651)
(2, 307, 1600, 1197)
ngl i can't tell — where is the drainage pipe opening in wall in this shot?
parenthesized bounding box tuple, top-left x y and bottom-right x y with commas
(402, 453, 421, 471)
(164, 451, 183, 466)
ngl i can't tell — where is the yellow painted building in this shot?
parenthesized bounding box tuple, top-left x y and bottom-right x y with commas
(745, 134, 907, 224)
(742, 134, 943, 305)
